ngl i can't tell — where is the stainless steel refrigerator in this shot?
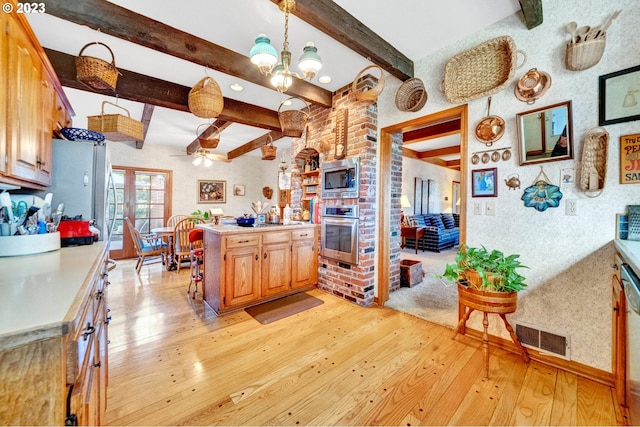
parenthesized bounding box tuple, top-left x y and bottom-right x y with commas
(37, 139, 116, 241)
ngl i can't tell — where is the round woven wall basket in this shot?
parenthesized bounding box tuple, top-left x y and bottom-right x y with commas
(395, 78, 428, 112)
(352, 65, 385, 104)
(188, 77, 224, 119)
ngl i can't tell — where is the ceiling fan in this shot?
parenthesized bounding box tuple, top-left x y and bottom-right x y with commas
(171, 148, 231, 166)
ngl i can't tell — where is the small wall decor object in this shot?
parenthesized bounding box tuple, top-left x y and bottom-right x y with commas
(579, 127, 609, 197)
(395, 78, 428, 112)
(521, 166, 563, 211)
(352, 65, 385, 104)
(198, 180, 226, 203)
(475, 97, 505, 146)
(599, 64, 640, 126)
(233, 184, 246, 196)
(262, 186, 273, 200)
(471, 168, 497, 197)
(514, 68, 552, 104)
(565, 11, 620, 72)
(334, 108, 348, 160)
(620, 133, 640, 184)
(188, 76, 224, 119)
(75, 42, 120, 91)
(504, 174, 521, 190)
(560, 168, 575, 189)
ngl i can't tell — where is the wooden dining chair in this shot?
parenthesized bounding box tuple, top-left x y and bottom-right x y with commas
(125, 217, 167, 273)
(173, 217, 205, 272)
(167, 214, 189, 228)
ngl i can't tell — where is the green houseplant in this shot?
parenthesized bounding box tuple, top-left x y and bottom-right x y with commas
(190, 209, 210, 221)
(441, 244, 527, 292)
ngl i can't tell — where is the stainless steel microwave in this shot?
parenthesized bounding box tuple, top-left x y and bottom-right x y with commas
(321, 158, 359, 199)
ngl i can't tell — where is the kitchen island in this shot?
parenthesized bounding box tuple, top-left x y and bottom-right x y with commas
(199, 223, 319, 314)
(0, 242, 111, 425)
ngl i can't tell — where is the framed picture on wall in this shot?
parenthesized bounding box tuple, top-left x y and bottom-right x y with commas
(599, 65, 640, 126)
(471, 168, 497, 197)
(198, 180, 226, 203)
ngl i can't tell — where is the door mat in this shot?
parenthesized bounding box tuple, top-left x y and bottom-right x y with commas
(245, 292, 324, 324)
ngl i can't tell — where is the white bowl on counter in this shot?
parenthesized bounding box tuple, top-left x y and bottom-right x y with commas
(0, 232, 61, 257)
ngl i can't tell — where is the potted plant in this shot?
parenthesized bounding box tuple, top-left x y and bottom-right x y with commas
(190, 209, 210, 221)
(441, 244, 530, 378)
(441, 244, 527, 293)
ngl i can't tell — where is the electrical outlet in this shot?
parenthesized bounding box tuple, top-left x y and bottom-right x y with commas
(486, 201, 495, 216)
(474, 202, 484, 215)
(566, 199, 578, 216)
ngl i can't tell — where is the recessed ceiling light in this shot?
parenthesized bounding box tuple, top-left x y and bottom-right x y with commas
(283, 99, 292, 106)
(229, 83, 244, 91)
(318, 76, 332, 84)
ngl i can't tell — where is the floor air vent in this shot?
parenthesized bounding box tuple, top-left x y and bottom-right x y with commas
(515, 322, 570, 360)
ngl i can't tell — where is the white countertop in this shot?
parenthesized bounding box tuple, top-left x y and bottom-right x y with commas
(198, 222, 318, 235)
(0, 242, 108, 351)
(615, 239, 640, 274)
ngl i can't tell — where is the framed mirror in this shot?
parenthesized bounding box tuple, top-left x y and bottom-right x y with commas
(516, 100, 573, 165)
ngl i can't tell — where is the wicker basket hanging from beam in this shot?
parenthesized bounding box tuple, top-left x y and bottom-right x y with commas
(196, 123, 220, 149)
(87, 101, 144, 141)
(75, 42, 120, 91)
(188, 77, 224, 119)
(261, 135, 277, 160)
(442, 36, 526, 103)
(278, 97, 310, 137)
(352, 65, 385, 104)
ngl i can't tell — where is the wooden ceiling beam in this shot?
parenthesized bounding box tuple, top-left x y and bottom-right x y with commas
(135, 104, 155, 149)
(41, 0, 332, 107)
(228, 131, 283, 160)
(45, 48, 283, 131)
(186, 120, 232, 155)
(403, 119, 461, 144)
(278, 0, 414, 81)
(416, 145, 460, 159)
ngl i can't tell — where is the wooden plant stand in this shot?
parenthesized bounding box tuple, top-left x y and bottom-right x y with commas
(452, 283, 530, 379)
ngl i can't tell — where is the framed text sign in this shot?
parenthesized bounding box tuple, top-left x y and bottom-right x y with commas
(621, 133, 640, 184)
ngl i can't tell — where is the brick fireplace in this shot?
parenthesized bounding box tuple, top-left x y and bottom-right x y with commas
(291, 73, 403, 307)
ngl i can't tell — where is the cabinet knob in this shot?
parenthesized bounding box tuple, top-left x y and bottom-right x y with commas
(264, 252, 267, 259)
(82, 322, 95, 341)
(255, 254, 259, 261)
(612, 263, 619, 270)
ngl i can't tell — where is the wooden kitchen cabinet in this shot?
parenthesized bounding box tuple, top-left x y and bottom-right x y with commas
(291, 228, 318, 289)
(612, 252, 627, 407)
(203, 225, 318, 314)
(2, 2, 73, 189)
(262, 231, 292, 297)
(0, 244, 110, 426)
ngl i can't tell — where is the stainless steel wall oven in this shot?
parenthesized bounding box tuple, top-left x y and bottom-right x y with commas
(321, 205, 359, 265)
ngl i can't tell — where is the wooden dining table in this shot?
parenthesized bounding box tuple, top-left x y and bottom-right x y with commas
(151, 226, 176, 271)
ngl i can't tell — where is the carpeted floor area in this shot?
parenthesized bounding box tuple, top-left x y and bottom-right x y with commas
(385, 247, 459, 329)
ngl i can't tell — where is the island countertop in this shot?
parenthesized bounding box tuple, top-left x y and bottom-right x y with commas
(198, 222, 318, 235)
(0, 242, 109, 351)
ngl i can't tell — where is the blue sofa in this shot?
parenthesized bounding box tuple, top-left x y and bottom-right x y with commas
(404, 213, 460, 252)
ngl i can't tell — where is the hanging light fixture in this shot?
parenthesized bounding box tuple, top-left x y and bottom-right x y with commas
(249, 0, 322, 93)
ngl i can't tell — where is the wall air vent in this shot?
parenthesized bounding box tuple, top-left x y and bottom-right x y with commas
(515, 322, 570, 360)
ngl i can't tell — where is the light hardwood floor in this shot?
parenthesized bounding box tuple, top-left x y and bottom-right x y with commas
(105, 259, 624, 426)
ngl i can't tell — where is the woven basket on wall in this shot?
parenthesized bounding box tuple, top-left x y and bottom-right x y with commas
(278, 97, 310, 137)
(579, 126, 609, 197)
(442, 36, 525, 103)
(75, 42, 119, 91)
(395, 78, 428, 112)
(351, 65, 386, 104)
(565, 37, 606, 71)
(87, 101, 144, 141)
(188, 77, 224, 119)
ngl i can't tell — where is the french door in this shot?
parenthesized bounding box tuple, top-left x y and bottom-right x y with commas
(109, 167, 172, 260)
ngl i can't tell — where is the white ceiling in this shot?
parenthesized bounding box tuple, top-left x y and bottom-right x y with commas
(26, 0, 522, 157)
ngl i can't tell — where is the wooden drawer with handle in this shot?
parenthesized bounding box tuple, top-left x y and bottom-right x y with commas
(225, 234, 260, 249)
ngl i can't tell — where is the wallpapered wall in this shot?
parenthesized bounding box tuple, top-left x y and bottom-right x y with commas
(378, 0, 639, 371)
(107, 141, 287, 219)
